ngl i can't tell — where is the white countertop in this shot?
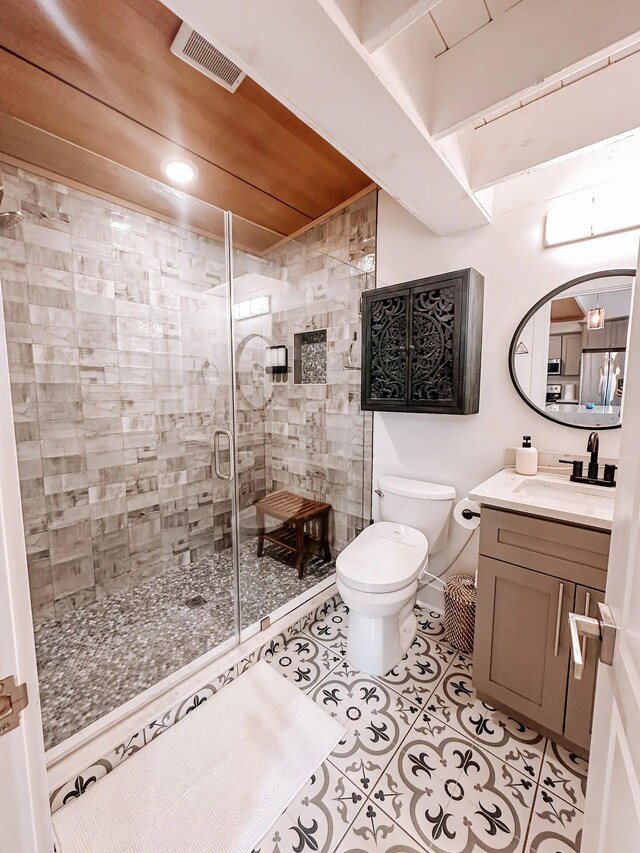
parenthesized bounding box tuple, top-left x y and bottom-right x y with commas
(469, 469, 615, 530)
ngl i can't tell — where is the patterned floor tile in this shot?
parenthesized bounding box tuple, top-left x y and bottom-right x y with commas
(310, 662, 389, 726)
(539, 740, 589, 811)
(372, 710, 533, 852)
(266, 634, 342, 692)
(450, 739, 537, 845)
(414, 606, 446, 642)
(377, 633, 455, 707)
(304, 602, 350, 655)
(419, 787, 529, 853)
(524, 785, 584, 852)
(310, 665, 420, 792)
(425, 654, 547, 783)
(334, 799, 428, 852)
(253, 761, 365, 853)
(251, 601, 585, 853)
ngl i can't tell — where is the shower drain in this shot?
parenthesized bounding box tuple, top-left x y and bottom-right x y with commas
(185, 595, 208, 609)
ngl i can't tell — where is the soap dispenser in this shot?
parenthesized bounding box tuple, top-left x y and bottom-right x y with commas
(516, 435, 538, 475)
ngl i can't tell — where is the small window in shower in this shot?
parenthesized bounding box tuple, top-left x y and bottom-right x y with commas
(294, 329, 327, 385)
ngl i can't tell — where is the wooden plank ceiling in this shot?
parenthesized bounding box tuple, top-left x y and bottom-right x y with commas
(0, 0, 371, 250)
(551, 297, 586, 323)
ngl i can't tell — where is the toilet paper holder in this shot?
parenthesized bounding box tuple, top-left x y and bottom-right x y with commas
(461, 507, 480, 520)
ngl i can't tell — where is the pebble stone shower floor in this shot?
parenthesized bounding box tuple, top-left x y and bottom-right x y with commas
(253, 603, 587, 853)
(35, 539, 335, 749)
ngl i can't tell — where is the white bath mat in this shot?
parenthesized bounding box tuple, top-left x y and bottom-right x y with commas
(53, 660, 345, 853)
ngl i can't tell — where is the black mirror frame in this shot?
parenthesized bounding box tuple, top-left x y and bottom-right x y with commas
(508, 268, 636, 431)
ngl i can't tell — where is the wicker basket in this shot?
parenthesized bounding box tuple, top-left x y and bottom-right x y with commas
(444, 573, 476, 654)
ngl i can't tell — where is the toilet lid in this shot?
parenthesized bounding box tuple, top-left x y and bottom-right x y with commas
(336, 522, 428, 593)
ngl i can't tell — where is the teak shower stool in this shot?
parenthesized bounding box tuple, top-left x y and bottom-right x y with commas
(254, 490, 332, 578)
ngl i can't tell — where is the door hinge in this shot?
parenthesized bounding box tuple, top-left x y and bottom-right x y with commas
(0, 675, 29, 735)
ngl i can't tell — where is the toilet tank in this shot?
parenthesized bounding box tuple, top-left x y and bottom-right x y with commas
(378, 475, 455, 555)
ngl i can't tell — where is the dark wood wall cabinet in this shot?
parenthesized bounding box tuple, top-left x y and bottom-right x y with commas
(361, 268, 484, 414)
(473, 507, 610, 757)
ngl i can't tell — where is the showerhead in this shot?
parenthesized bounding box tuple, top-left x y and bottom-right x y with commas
(0, 210, 23, 231)
(0, 183, 23, 231)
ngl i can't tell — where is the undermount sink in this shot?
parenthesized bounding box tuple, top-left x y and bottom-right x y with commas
(469, 470, 615, 529)
(513, 477, 616, 512)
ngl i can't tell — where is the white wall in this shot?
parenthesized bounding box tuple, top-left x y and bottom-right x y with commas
(374, 184, 639, 608)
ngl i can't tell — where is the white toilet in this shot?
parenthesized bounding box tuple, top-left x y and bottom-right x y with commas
(336, 475, 455, 676)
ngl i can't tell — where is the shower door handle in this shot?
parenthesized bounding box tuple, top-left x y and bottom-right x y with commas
(213, 428, 234, 482)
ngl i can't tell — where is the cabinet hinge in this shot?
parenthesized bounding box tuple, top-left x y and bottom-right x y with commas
(0, 675, 29, 736)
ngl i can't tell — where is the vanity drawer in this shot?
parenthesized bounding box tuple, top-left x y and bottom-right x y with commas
(479, 506, 610, 590)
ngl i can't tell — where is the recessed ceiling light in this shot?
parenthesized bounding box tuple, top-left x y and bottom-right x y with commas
(161, 157, 197, 184)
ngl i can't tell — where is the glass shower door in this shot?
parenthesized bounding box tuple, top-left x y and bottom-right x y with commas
(0, 159, 244, 749)
(229, 202, 376, 637)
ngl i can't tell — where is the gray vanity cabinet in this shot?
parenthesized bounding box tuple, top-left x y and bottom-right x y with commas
(474, 507, 610, 755)
(474, 556, 575, 733)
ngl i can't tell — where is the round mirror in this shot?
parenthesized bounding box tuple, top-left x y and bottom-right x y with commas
(509, 269, 635, 429)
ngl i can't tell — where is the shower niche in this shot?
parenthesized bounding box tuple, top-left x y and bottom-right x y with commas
(294, 329, 327, 385)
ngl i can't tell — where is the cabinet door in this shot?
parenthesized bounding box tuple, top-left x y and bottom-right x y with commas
(361, 288, 410, 409)
(608, 318, 629, 349)
(561, 333, 582, 376)
(361, 269, 483, 414)
(564, 585, 604, 752)
(408, 278, 460, 408)
(582, 325, 606, 349)
(474, 556, 575, 733)
(548, 335, 562, 360)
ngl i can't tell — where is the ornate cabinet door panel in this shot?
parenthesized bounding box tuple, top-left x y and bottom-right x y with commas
(361, 268, 483, 414)
(409, 278, 461, 409)
(362, 288, 410, 408)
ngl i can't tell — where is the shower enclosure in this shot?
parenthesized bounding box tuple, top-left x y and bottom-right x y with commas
(0, 160, 375, 750)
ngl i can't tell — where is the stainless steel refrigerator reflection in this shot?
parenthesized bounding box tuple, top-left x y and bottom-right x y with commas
(580, 349, 625, 406)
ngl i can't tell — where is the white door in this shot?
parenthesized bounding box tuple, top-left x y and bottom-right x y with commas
(0, 296, 53, 851)
(581, 246, 640, 852)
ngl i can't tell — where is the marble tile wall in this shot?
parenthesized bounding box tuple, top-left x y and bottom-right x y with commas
(0, 162, 236, 622)
(256, 191, 377, 554)
(0, 162, 375, 625)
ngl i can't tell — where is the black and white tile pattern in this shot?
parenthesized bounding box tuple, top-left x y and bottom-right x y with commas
(50, 596, 587, 853)
(252, 603, 587, 853)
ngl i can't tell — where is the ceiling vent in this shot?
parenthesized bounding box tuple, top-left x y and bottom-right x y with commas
(171, 22, 246, 93)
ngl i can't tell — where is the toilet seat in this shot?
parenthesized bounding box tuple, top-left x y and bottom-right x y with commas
(336, 521, 428, 594)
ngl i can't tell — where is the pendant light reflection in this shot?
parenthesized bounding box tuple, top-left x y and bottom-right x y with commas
(587, 299, 606, 331)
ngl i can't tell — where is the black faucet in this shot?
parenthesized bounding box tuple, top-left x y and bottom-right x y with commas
(587, 431, 600, 480)
(559, 431, 617, 487)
